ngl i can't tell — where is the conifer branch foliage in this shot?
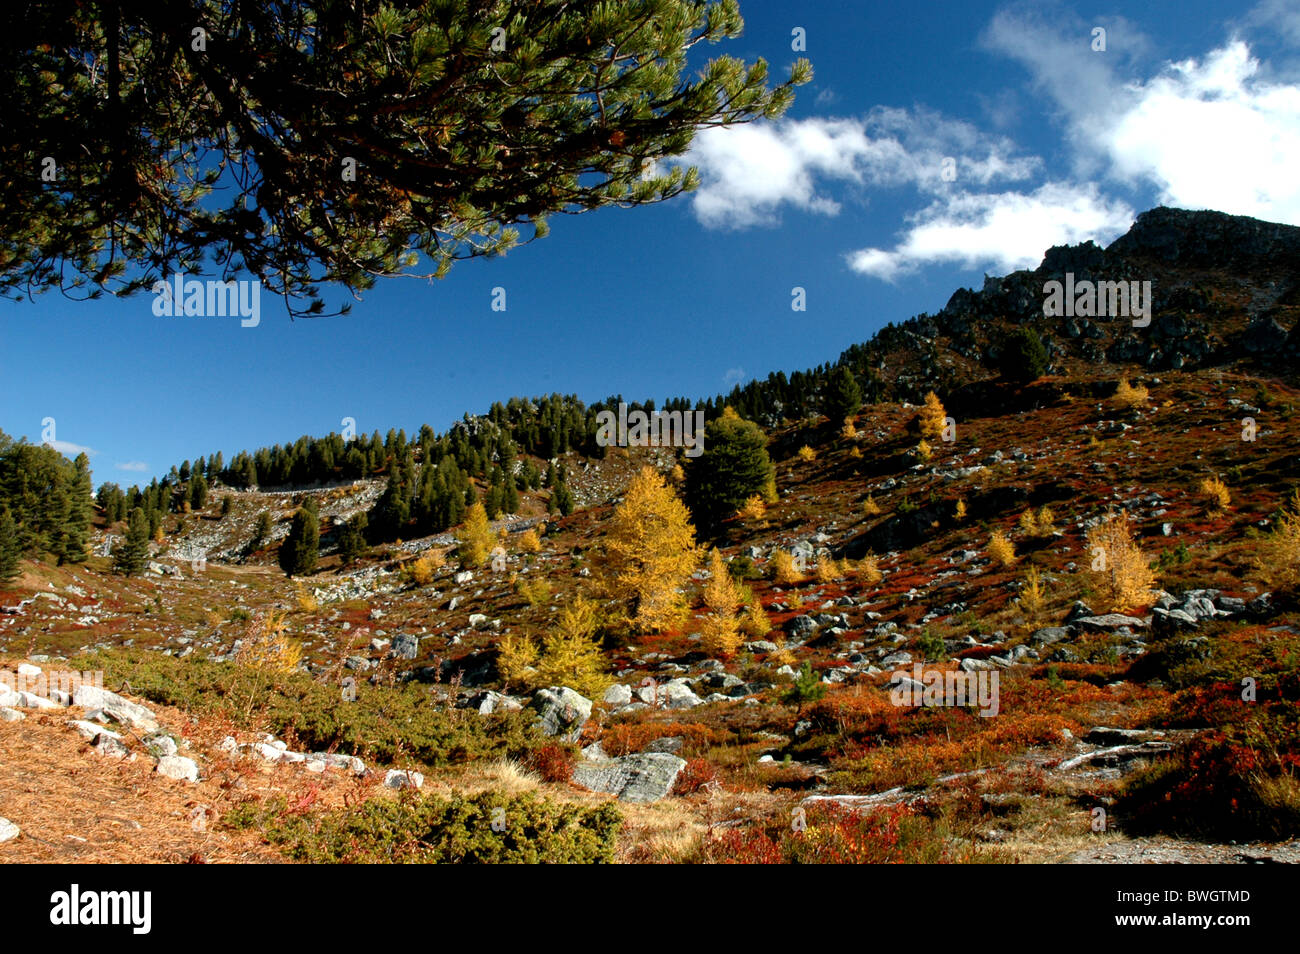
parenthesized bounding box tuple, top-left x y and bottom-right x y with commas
(2, 1, 811, 317)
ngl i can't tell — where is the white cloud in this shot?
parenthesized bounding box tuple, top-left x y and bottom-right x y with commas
(723, 367, 746, 385)
(1245, 0, 1300, 47)
(846, 183, 1134, 281)
(684, 110, 1038, 229)
(44, 440, 97, 457)
(988, 13, 1300, 226)
(116, 461, 149, 472)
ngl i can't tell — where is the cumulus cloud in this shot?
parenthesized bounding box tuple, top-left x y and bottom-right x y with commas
(684, 109, 1037, 229)
(115, 461, 149, 472)
(846, 183, 1135, 281)
(988, 12, 1300, 225)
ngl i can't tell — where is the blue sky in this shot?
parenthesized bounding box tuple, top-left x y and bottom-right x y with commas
(2, 0, 1297, 489)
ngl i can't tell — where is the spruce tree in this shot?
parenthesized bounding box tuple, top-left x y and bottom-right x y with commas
(252, 511, 274, 550)
(279, 507, 319, 577)
(112, 508, 150, 577)
(684, 408, 776, 532)
(0, 508, 20, 585)
(823, 366, 863, 424)
(338, 513, 368, 567)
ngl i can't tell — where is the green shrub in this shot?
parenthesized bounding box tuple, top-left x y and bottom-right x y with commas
(71, 649, 543, 767)
(223, 791, 622, 863)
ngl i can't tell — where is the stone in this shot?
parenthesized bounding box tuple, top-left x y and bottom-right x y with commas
(68, 719, 121, 742)
(785, 615, 818, 638)
(94, 736, 129, 758)
(644, 736, 684, 754)
(16, 691, 61, 710)
(1071, 614, 1148, 632)
(531, 686, 592, 741)
(572, 753, 687, 803)
(744, 640, 779, 654)
(156, 756, 199, 782)
(468, 613, 489, 629)
(454, 571, 473, 585)
(467, 690, 522, 715)
(72, 685, 159, 731)
(0, 708, 24, 722)
(384, 769, 424, 790)
(1030, 626, 1070, 647)
(0, 818, 19, 842)
(658, 679, 704, 710)
(392, 633, 420, 659)
(16, 662, 41, 678)
(144, 734, 179, 758)
(602, 684, 633, 707)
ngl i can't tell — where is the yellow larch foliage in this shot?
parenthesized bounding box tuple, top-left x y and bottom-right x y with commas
(700, 549, 743, 658)
(738, 494, 767, 520)
(1253, 490, 1300, 594)
(457, 502, 495, 567)
(535, 596, 612, 697)
(236, 611, 302, 675)
(797, 445, 817, 462)
(918, 391, 947, 442)
(1086, 511, 1157, 612)
(1200, 476, 1231, 514)
(1112, 378, 1149, 408)
(988, 531, 1016, 567)
(772, 549, 804, 584)
(603, 467, 698, 633)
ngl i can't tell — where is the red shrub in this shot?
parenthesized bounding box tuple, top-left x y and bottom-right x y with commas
(528, 743, 576, 783)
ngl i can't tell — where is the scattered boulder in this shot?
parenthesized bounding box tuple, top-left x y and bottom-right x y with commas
(573, 752, 687, 803)
(0, 708, 24, 722)
(0, 818, 19, 843)
(384, 769, 424, 790)
(392, 633, 420, 659)
(156, 755, 200, 782)
(532, 686, 592, 741)
(72, 685, 159, 732)
(602, 684, 633, 707)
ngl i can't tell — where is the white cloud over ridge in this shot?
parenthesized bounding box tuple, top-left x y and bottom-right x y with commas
(846, 183, 1135, 281)
(684, 9, 1300, 282)
(685, 109, 1038, 230)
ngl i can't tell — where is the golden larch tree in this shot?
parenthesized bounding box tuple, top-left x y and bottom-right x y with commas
(918, 391, 947, 442)
(700, 549, 743, 657)
(603, 466, 699, 632)
(1086, 511, 1157, 611)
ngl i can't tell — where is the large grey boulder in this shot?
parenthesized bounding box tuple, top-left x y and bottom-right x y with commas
(1070, 614, 1148, 632)
(602, 683, 633, 707)
(531, 686, 592, 741)
(156, 755, 199, 782)
(0, 818, 19, 842)
(573, 752, 687, 803)
(392, 633, 421, 659)
(73, 685, 159, 731)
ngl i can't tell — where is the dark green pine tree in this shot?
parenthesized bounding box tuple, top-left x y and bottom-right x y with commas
(684, 410, 776, 533)
(279, 506, 319, 577)
(823, 366, 863, 425)
(998, 328, 1050, 383)
(189, 474, 208, 511)
(553, 480, 574, 517)
(0, 507, 20, 585)
(112, 507, 150, 577)
(338, 512, 368, 567)
(503, 472, 520, 514)
(252, 511, 274, 550)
